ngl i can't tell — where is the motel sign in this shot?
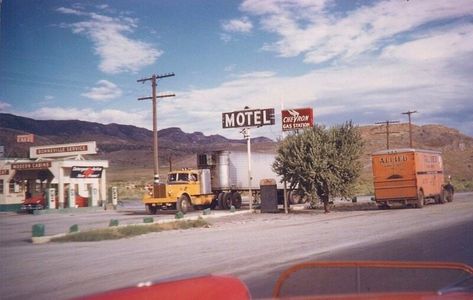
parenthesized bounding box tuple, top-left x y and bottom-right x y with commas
(222, 108, 275, 129)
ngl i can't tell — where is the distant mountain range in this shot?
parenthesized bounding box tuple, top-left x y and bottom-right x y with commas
(1, 113, 472, 190)
(0, 112, 272, 161)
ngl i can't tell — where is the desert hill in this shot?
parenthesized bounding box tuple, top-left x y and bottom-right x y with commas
(1, 113, 471, 191)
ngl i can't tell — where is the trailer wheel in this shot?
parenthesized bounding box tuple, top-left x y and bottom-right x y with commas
(146, 204, 157, 215)
(289, 190, 302, 204)
(222, 192, 232, 210)
(177, 195, 192, 214)
(416, 190, 424, 208)
(231, 192, 242, 209)
(217, 192, 225, 210)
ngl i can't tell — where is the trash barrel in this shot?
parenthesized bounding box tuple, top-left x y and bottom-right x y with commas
(260, 178, 278, 213)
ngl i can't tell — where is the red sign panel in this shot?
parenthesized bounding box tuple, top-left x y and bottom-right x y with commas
(281, 108, 314, 131)
(16, 134, 35, 143)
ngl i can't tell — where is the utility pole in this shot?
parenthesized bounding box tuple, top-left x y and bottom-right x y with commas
(375, 120, 400, 150)
(402, 110, 417, 148)
(137, 73, 175, 191)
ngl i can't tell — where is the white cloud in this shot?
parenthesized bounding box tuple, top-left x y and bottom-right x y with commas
(222, 17, 253, 33)
(165, 29, 473, 139)
(81, 80, 123, 101)
(57, 7, 162, 74)
(0, 101, 12, 111)
(381, 24, 473, 62)
(24, 107, 150, 129)
(56, 7, 86, 16)
(220, 33, 232, 43)
(240, 0, 473, 64)
(224, 64, 237, 72)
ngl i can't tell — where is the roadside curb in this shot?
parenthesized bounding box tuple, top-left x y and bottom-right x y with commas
(33, 207, 106, 215)
(31, 209, 253, 244)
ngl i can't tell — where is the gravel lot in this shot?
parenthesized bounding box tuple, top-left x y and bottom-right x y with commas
(1, 193, 472, 299)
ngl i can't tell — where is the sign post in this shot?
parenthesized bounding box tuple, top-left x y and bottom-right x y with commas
(222, 107, 275, 211)
(241, 128, 252, 210)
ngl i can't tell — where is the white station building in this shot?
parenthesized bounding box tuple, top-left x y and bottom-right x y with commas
(0, 141, 109, 211)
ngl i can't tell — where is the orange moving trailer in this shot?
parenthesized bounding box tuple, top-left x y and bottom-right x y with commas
(372, 148, 453, 208)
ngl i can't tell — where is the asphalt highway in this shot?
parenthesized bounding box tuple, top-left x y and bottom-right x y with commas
(1, 193, 472, 299)
(245, 217, 473, 298)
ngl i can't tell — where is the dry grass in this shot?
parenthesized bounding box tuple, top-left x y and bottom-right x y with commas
(51, 218, 209, 242)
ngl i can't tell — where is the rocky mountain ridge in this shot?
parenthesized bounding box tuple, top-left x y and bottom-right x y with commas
(1, 113, 471, 190)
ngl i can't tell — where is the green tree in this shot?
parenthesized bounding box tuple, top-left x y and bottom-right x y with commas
(273, 121, 363, 213)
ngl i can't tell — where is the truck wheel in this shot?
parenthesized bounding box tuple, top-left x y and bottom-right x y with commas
(438, 190, 446, 204)
(146, 204, 157, 215)
(445, 190, 454, 202)
(231, 192, 242, 209)
(223, 192, 232, 209)
(377, 202, 389, 210)
(416, 190, 424, 208)
(217, 192, 225, 210)
(177, 195, 192, 214)
(210, 195, 218, 209)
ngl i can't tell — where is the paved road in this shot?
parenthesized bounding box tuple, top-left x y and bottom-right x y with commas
(1, 193, 472, 299)
(245, 217, 473, 298)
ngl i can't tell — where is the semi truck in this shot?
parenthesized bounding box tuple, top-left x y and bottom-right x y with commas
(371, 148, 454, 209)
(143, 150, 299, 214)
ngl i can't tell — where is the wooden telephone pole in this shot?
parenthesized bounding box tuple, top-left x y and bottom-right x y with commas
(402, 110, 417, 148)
(137, 73, 175, 185)
(375, 120, 400, 150)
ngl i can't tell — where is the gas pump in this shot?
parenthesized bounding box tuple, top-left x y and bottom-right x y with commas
(46, 188, 56, 209)
(89, 186, 98, 206)
(68, 186, 76, 208)
(111, 186, 118, 207)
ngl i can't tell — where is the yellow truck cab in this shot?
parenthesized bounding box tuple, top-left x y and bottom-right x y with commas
(143, 169, 214, 214)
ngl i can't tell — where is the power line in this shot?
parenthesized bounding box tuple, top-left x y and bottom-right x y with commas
(375, 120, 400, 150)
(402, 110, 418, 148)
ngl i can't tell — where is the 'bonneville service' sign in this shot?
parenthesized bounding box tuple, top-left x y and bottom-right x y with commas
(222, 108, 275, 129)
(30, 141, 97, 159)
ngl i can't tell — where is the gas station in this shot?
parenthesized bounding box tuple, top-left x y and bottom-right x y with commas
(0, 141, 109, 211)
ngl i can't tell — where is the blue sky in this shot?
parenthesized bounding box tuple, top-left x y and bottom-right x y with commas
(1, 0, 473, 139)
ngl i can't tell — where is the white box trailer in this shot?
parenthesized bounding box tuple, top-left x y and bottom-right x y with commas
(198, 150, 284, 191)
(197, 151, 304, 209)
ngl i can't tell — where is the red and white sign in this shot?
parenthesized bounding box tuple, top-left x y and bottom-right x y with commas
(281, 108, 314, 131)
(17, 134, 35, 143)
(70, 166, 103, 179)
